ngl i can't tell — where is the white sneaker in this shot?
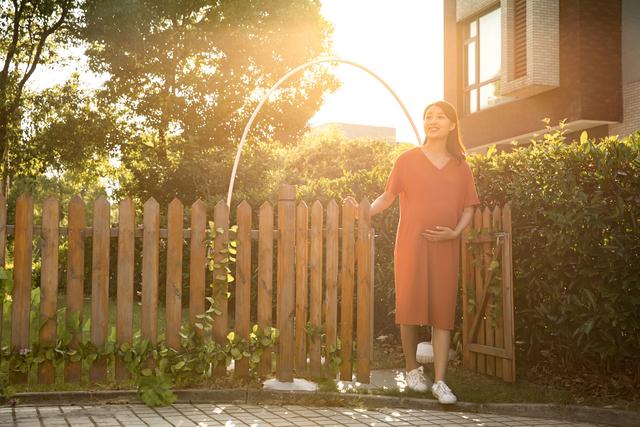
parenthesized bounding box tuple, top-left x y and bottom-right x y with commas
(405, 366, 429, 392)
(431, 380, 457, 404)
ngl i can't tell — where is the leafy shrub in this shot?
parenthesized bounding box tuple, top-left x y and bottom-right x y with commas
(468, 122, 640, 372)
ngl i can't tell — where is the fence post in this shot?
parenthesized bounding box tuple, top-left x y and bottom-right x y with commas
(276, 184, 296, 382)
(339, 199, 356, 381)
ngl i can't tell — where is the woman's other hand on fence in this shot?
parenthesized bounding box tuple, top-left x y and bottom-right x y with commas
(422, 226, 459, 241)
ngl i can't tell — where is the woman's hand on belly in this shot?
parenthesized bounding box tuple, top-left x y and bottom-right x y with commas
(422, 226, 459, 242)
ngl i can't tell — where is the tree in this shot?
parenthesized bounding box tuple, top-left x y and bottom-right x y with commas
(13, 73, 123, 179)
(82, 0, 339, 203)
(0, 0, 82, 191)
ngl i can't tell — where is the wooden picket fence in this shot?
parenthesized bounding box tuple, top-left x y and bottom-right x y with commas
(461, 204, 516, 382)
(0, 184, 375, 384)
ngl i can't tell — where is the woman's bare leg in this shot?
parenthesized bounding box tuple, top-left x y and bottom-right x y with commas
(400, 324, 419, 371)
(432, 326, 452, 382)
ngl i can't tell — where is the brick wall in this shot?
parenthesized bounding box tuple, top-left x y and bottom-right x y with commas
(609, 80, 640, 136)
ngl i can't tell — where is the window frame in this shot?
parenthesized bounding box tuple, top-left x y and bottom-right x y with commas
(462, 6, 503, 115)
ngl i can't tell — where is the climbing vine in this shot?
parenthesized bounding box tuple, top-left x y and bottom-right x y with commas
(0, 224, 279, 407)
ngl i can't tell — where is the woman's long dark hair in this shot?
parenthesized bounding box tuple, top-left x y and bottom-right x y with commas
(422, 100, 467, 161)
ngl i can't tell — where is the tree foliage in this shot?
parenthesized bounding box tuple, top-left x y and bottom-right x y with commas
(0, 0, 82, 185)
(83, 0, 339, 204)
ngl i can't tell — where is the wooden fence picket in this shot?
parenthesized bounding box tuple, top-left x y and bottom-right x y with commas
(213, 200, 229, 375)
(235, 201, 252, 377)
(165, 198, 184, 351)
(0, 193, 6, 347)
(324, 199, 339, 371)
(308, 200, 323, 377)
(11, 194, 33, 384)
(356, 198, 372, 383)
(294, 201, 309, 373)
(473, 208, 485, 374)
(116, 198, 135, 380)
(482, 207, 495, 376)
(38, 197, 59, 384)
(189, 200, 206, 339)
(141, 198, 160, 345)
(257, 202, 274, 375)
(65, 196, 85, 382)
(90, 197, 110, 382)
(492, 205, 503, 379)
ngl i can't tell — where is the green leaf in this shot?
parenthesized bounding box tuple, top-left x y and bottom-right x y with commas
(580, 130, 588, 144)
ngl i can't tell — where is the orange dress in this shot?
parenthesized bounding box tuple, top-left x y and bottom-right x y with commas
(385, 147, 480, 330)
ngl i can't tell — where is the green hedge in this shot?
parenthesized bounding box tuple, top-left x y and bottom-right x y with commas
(469, 126, 640, 371)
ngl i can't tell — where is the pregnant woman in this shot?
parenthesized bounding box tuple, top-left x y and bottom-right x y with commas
(349, 100, 480, 403)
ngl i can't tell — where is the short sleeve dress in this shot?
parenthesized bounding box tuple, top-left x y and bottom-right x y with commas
(385, 147, 480, 330)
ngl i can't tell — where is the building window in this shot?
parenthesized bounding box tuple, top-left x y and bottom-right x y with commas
(463, 6, 512, 114)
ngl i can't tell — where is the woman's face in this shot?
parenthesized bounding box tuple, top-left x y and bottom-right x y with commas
(424, 105, 456, 140)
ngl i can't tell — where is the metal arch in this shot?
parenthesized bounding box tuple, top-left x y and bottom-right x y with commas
(227, 57, 423, 207)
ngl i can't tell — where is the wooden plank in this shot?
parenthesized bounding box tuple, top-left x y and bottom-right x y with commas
(235, 201, 252, 377)
(460, 219, 476, 371)
(213, 200, 229, 374)
(356, 199, 372, 383)
(472, 208, 485, 374)
(116, 198, 135, 380)
(90, 196, 110, 382)
(38, 197, 60, 384)
(339, 199, 356, 381)
(165, 198, 184, 351)
(308, 200, 323, 377)
(482, 207, 495, 376)
(294, 202, 309, 374)
(11, 194, 33, 384)
(492, 205, 504, 379)
(141, 198, 160, 345)
(257, 202, 274, 376)
(0, 192, 6, 348)
(65, 196, 85, 382)
(468, 342, 512, 358)
(189, 200, 206, 339)
(324, 199, 339, 374)
(276, 185, 296, 382)
(502, 203, 516, 382)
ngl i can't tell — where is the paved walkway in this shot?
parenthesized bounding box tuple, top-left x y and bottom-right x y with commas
(0, 403, 597, 426)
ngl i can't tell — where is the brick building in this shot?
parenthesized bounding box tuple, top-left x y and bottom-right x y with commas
(444, 0, 640, 152)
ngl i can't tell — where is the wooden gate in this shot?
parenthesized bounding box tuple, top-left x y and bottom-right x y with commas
(460, 203, 515, 382)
